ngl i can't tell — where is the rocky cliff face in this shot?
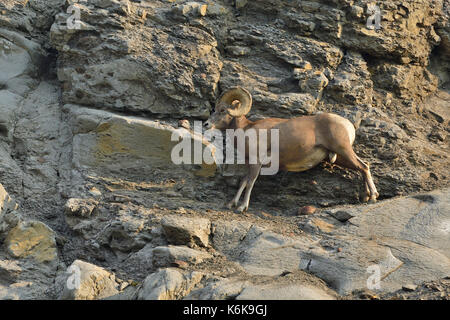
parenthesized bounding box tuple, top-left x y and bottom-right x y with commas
(0, 0, 448, 300)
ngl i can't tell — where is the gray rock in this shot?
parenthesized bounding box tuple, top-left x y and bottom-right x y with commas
(327, 210, 355, 222)
(152, 245, 212, 268)
(172, 2, 208, 18)
(50, 3, 222, 118)
(0, 259, 22, 283)
(6, 220, 58, 264)
(96, 216, 151, 253)
(326, 51, 373, 105)
(64, 198, 98, 219)
(67, 105, 218, 181)
(9, 81, 68, 203)
(137, 268, 203, 300)
(0, 183, 20, 235)
(236, 283, 336, 300)
(0, 28, 44, 77)
(0, 143, 24, 198)
(213, 223, 313, 277)
(184, 278, 248, 300)
(211, 220, 253, 258)
(57, 260, 120, 300)
(372, 63, 437, 100)
(209, 189, 450, 295)
(402, 284, 418, 292)
(0, 89, 22, 142)
(301, 188, 450, 294)
(161, 215, 211, 248)
(206, 3, 230, 17)
(122, 243, 154, 277)
(0, 255, 60, 300)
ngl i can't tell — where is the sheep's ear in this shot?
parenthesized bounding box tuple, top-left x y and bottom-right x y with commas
(231, 100, 241, 109)
(226, 101, 241, 115)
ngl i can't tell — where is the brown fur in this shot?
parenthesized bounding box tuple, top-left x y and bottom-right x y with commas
(204, 92, 379, 212)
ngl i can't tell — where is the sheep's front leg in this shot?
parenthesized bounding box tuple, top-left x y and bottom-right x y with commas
(236, 164, 262, 213)
(361, 181, 370, 203)
(227, 177, 247, 209)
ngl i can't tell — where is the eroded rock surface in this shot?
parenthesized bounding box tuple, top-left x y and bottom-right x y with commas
(0, 0, 448, 300)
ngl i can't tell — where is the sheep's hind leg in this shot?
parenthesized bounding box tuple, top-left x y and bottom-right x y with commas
(236, 164, 262, 213)
(334, 149, 379, 202)
(355, 155, 378, 202)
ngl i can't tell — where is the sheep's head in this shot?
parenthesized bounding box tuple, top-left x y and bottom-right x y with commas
(204, 87, 252, 130)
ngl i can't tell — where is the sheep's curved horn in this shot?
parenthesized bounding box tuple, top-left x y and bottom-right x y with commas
(217, 87, 252, 117)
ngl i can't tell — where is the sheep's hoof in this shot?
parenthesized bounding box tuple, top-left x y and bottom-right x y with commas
(369, 195, 377, 203)
(236, 205, 248, 213)
(226, 201, 236, 209)
(361, 195, 370, 203)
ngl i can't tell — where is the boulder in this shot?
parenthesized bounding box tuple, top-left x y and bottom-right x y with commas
(67, 105, 217, 181)
(299, 188, 450, 294)
(5, 220, 57, 264)
(57, 260, 120, 300)
(161, 215, 211, 248)
(137, 268, 203, 300)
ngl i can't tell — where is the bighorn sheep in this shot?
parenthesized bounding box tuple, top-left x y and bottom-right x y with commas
(204, 87, 379, 213)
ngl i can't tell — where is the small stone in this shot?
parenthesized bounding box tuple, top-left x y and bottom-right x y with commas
(297, 206, 316, 215)
(299, 71, 328, 93)
(402, 284, 417, 292)
(206, 3, 229, 16)
(227, 45, 251, 56)
(173, 2, 207, 17)
(293, 62, 313, 79)
(64, 198, 98, 218)
(197, 4, 207, 16)
(330, 210, 355, 222)
(400, 56, 411, 64)
(171, 259, 189, 269)
(178, 119, 190, 129)
(175, 207, 187, 214)
(350, 5, 364, 18)
(357, 289, 379, 300)
(120, 282, 129, 291)
(88, 187, 102, 198)
(337, 247, 342, 253)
